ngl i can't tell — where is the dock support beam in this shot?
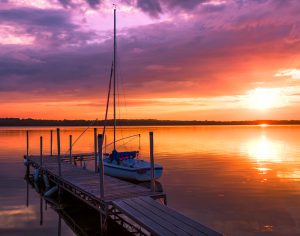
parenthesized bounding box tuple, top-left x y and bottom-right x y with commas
(69, 135, 72, 163)
(150, 132, 155, 192)
(98, 134, 104, 198)
(50, 130, 53, 156)
(57, 128, 61, 176)
(94, 128, 97, 172)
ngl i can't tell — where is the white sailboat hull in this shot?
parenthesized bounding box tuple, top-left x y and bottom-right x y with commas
(103, 159, 163, 181)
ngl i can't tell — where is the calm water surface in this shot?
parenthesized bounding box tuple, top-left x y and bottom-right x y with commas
(1, 125, 300, 236)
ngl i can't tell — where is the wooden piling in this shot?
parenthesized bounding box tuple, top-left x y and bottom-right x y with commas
(26, 130, 30, 176)
(139, 134, 141, 149)
(26, 181, 29, 207)
(58, 215, 61, 236)
(69, 135, 72, 163)
(50, 130, 53, 156)
(40, 195, 43, 225)
(98, 134, 104, 198)
(94, 128, 97, 172)
(26, 130, 29, 158)
(57, 128, 61, 176)
(39, 136, 43, 167)
(104, 135, 107, 154)
(150, 132, 155, 192)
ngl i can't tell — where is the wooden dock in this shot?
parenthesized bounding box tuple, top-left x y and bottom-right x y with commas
(27, 155, 222, 236)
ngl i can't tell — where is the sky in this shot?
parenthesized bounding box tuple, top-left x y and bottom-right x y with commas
(0, 0, 300, 121)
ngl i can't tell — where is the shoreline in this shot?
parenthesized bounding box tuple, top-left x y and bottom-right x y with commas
(1, 118, 300, 126)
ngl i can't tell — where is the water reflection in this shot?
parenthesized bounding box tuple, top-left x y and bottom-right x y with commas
(241, 131, 300, 183)
(0, 205, 36, 228)
(243, 135, 284, 163)
(24, 171, 163, 236)
(2, 126, 300, 235)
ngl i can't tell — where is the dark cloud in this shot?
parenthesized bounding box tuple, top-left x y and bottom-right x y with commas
(0, 7, 97, 48)
(57, 0, 100, 8)
(0, 8, 71, 28)
(0, 44, 113, 96)
(136, 0, 162, 17)
(86, 0, 100, 8)
(134, 0, 210, 17)
(57, 0, 73, 8)
(164, 0, 207, 10)
(54, 0, 209, 17)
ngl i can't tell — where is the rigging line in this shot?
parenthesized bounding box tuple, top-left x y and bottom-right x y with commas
(117, 136, 138, 150)
(102, 61, 114, 140)
(114, 49, 123, 146)
(104, 134, 140, 148)
(116, 53, 129, 128)
(116, 62, 124, 147)
(116, 52, 129, 146)
(63, 118, 98, 155)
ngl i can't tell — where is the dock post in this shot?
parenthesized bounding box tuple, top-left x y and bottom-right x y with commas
(104, 134, 107, 153)
(26, 181, 29, 207)
(40, 195, 43, 225)
(58, 215, 61, 236)
(150, 132, 155, 192)
(69, 135, 72, 163)
(39, 136, 43, 167)
(94, 128, 97, 172)
(26, 130, 29, 158)
(26, 130, 30, 176)
(57, 128, 61, 176)
(98, 134, 104, 198)
(50, 130, 53, 156)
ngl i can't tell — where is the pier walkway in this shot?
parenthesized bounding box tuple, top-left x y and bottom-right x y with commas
(27, 155, 222, 236)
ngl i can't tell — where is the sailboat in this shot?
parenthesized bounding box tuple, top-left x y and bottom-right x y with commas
(101, 8, 163, 181)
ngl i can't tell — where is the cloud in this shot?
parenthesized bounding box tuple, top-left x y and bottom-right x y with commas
(0, 8, 70, 28)
(1, 0, 300, 119)
(0, 7, 98, 48)
(136, 0, 162, 17)
(85, 0, 100, 8)
(275, 69, 300, 80)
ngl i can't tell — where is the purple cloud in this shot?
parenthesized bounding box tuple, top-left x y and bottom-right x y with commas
(0, 0, 299, 106)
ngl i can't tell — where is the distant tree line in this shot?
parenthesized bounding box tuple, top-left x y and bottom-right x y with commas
(1, 118, 300, 126)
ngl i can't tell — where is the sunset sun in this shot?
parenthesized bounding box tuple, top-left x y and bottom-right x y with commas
(247, 88, 282, 110)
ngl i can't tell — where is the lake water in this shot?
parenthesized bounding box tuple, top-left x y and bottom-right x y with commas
(1, 125, 300, 236)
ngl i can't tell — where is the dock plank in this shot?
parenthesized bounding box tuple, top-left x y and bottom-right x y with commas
(113, 197, 222, 236)
(113, 200, 174, 236)
(29, 156, 158, 201)
(131, 197, 200, 235)
(140, 197, 222, 236)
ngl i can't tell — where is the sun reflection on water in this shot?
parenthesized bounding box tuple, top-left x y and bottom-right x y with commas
(243, 135, 284, 163)
(241, 134, 286, 178)
(241, 133, 300, 182)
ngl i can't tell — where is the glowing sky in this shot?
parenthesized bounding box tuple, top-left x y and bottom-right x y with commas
(1, 0, 300, 120)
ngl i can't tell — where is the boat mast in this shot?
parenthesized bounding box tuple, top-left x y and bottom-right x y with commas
(113, 7, 116, 151)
